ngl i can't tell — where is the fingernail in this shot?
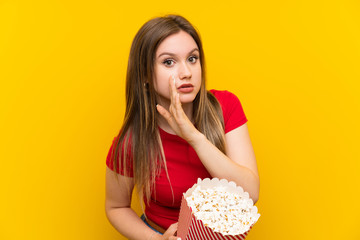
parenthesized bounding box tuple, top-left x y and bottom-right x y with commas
(177, 238, 181, 240)
(172, 74, 176, 84)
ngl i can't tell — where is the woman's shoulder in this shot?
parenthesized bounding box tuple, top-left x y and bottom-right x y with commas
(208, 89, 247, 133)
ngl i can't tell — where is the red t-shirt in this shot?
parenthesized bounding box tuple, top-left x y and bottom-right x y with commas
(106, 89, 248, 229)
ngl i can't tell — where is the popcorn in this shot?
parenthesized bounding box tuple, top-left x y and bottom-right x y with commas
(186, 185, 256, 235)
(178, 178, 260, 240)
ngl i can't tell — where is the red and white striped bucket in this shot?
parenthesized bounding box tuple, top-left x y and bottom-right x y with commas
(177, 178, 259, 240)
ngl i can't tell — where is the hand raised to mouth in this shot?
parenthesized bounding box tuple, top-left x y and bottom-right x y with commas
(156, 75, 202, 146)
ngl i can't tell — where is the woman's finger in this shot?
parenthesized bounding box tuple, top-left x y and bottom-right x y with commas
(175, 92, 183, 115)
(169, 75, 181, 119)
(169, 76, 185, 119)
(169, 75, 177, 105)
(166, 222, 178, 235)
(156, 104, 174, 125)
(163, 223, 180, 240)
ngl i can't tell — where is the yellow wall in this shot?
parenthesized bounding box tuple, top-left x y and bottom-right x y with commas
(1, 0, 359, 239)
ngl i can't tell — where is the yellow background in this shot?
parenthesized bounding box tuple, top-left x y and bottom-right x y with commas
(1, 0, 359, 239)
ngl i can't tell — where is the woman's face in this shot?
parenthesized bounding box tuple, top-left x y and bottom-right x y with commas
(153, 30, 202, 107)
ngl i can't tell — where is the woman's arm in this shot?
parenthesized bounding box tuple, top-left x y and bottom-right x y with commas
(105, 167, 179, 240)
(105, 167, 155, 239)
(189, 123, 259, 203)
(156, 76, 259, 203)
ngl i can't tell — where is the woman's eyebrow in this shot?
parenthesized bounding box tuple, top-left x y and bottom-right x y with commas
(157, 48, 199, 58)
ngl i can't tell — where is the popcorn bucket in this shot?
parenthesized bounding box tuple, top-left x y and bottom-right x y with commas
(177, 178, 260, 240)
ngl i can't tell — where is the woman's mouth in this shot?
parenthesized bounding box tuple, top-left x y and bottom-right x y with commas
(177, 84, 194, 93)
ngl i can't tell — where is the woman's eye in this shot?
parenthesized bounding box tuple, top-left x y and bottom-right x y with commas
(163, 59, 175, 66)
(188, 56, 199, 63)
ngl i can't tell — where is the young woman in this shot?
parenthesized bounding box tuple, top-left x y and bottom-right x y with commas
(105, 15, 259, 240)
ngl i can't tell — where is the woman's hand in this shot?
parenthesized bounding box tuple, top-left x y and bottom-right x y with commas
(157, 222, 180, 240)
(156, 75, 203, 145)
(151, 223, 180, 240)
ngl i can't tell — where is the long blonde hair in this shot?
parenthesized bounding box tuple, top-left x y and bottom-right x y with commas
(110, 15, 226, 201)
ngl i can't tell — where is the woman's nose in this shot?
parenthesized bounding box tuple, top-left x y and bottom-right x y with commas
(178, 62, 192, 80)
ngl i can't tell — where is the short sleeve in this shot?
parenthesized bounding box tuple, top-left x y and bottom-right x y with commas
(209, 90, 248, 133)
(106, 137, 134, 177)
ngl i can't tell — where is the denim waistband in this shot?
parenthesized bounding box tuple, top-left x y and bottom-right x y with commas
(140, 214, 163, 235)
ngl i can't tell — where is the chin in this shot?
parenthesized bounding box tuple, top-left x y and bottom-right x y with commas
(179, 93, 197, 103)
